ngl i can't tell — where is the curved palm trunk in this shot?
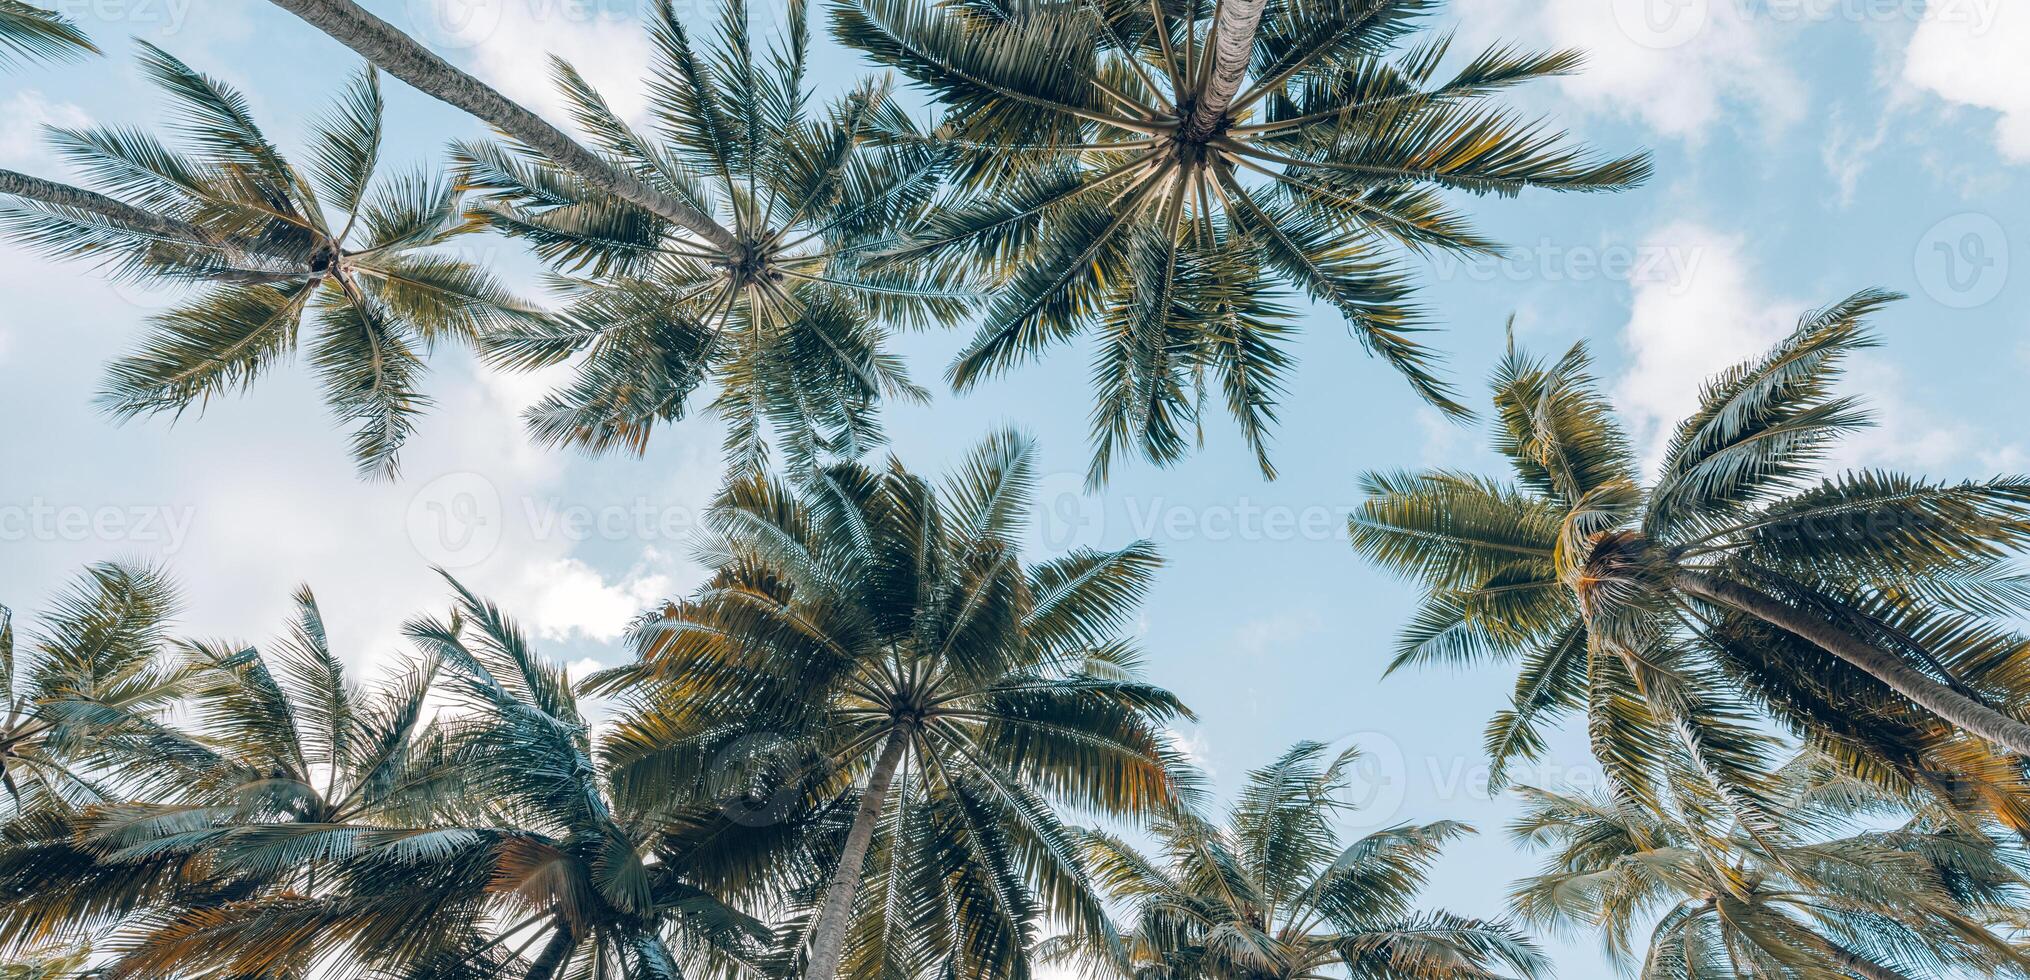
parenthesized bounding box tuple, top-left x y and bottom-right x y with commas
(258, 0, 740, 252)
(1, 168, 305, 278)
(1180, 0, 1270, 141)
(524, 924, 579, 980)
(2, 168, 210, 244)
(1675, 570, 2030, 756)
(804, 727, 909, 980)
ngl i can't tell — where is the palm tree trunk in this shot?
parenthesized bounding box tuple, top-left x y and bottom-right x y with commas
(804, 727, 909, 980)
(1, 168, 306, 278)
(258, 0, 740, 252)
(524, 923, 578, 980)
(1, 168, 209, 243)
(1675, 570, 2030, 756)
(1180, 0, 1270, 141)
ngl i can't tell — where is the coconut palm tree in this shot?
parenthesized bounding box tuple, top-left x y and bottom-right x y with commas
(1347, 290, 2030, 828)
(0, 578, 771, 980)
(831, 0, 1651, 483)
(0, 584, 461, 970)
(0, 562, 188, 814)
(0, 0, 93, 67)
(1509, 774, 2030, 979)
(0, 44, 545, 477)
(1056, 740, 1546, 980)
(587, 428, 1195, 979)
(451, 0, 961, 472)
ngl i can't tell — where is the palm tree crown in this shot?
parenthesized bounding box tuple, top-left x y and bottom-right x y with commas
(1510, 761, 2030, 979)
(1064, 740, 1547, 980)
(454, 0, 962, 474)
(0, 45, 544, 477)
(1349, 290, 2030, 833)
(835, 0, 1650, 482)
(589, 429, 1194, 978)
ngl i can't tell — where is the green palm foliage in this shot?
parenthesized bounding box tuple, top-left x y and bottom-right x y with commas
(0, 44, 544, 478)
(0, 563, 186, 814)
(1060, 740, 1545, 980)
(0, 0, 93, 66)
(0, 578, 769, 980)
(1510, 765, 2030, 979)
(1348, 290, 2030, 834)
(453, 0, 961, 474)
(833, 0, 1650, 482)
(587, 429, 1193, 979)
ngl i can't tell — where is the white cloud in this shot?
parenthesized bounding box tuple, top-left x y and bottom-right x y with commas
(508, 556, 673, 641)
(0, 91, 90, 171)
(416, 0, 656, 124)
(1903, 0, 2030, 161)
(1611, 222, 1798, 471)
(1609, 223, 2027, 479)
(1449, 0, 1805, 139)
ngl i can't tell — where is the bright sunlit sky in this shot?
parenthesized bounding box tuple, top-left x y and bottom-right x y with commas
(3, 0, 2028, 974)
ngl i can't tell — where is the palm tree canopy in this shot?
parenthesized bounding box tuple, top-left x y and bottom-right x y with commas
(1060, 740, 1546, 980)
(833, 0, 1651, 483)
(1510, 762, 2030, 979)
(1348, 289, 2030, 835)
(0, 44, 545, 478)
(0, 575, 772, 980)
(0, 0, 94, 67)
(587, 428, 1195, 978)
(454, 0, 963, 475)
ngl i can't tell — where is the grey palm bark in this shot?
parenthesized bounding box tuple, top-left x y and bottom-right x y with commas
(1180, 0, 1269, 141)
(259, 0, 741, 253)
(803, 727, 910, 980)
(1, 168, 305, 278)
(523, 924, 578, 980)
(1675, 569, 2030, 757)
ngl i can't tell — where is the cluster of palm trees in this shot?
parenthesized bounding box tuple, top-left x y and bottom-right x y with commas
(7, 0, 2030, 976)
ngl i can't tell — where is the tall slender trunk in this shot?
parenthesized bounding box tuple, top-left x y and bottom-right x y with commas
(804, 727, 909, 980)
(1180, 0, 1269, 141)
(1, 168, 305, 277)
(1675, 570, 2030, 756)
(258, 0, 740, 252)
(2, 168, 209, 243)
(524, 923, 579, 980)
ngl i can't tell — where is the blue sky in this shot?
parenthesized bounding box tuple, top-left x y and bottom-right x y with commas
(2, 0, 2028, 974)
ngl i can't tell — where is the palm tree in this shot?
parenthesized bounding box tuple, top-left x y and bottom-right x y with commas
(0, 44, 545, 477)
(1509, 773, 2030, 979)
(451, 0, 961, 472)
(1347, 290, 2030, 827)
(1058, 740, 1546, 980)
(0, 562, 187, 814)
(0, 0, 93, 67)
(588, 429, 1195, 979)
(0, 578, 770, 980)
(832, 0, 1651, 483)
